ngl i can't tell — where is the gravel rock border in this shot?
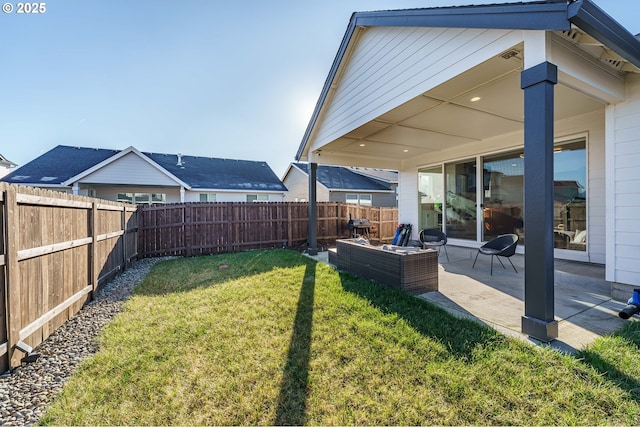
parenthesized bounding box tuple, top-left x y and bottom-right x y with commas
(0, 256, 175, 426)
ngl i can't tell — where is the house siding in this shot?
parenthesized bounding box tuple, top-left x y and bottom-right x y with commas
(608, 73, 640, 286)
(183, 192, 285, 203)
(78, 152, 179, 186)
(282, 167, 330, 202)
(311, 26, 523, 151)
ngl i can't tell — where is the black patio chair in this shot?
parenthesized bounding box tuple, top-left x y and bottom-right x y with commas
(472, 234, 519, 275)
(419, 228, 449, 262)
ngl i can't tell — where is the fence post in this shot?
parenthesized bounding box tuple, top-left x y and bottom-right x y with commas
(121, 205, 127, 268)
(226, 203, 233, 253)
(184, 203, 192, 257)
(91, 202, 99, 296)
(5, 186, 21, 368)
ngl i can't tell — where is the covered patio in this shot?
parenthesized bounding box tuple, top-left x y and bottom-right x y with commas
(310, 245, 630, 352)
(296, 0, 640, 343)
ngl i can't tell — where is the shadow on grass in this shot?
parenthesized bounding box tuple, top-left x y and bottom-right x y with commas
(134, 250, 309, 296)
(274, 261, 316, 426)
(338, 271, 502, 360)
(577, 322, 640, 403)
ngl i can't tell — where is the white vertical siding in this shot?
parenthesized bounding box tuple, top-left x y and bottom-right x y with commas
(312, 26, 523, 151)
(397, 170, 419, 240)
(79, 152, 179, 186)
(282, 167, 330, 202)
(608, 74, 640, 285)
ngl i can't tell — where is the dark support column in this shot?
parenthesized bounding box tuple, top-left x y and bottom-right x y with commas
(307, 162, 318, 255)
(520, 62, 559, 342)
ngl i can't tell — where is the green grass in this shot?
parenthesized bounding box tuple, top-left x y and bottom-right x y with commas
(41, 249, 640, 425)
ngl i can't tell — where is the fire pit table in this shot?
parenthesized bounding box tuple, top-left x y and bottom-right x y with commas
(333, 239, 438, 294)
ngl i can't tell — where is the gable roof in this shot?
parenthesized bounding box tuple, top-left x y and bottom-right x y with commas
(2, 145, 287, 192)
(350, 167, 398, 184)
(2, 146, 118, 185)
(292, 162, 392, 192)
(296, 0, 640, 161)
(0, 154, 17, 169)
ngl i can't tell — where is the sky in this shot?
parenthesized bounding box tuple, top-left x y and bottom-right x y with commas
(1, 0, 638, 178)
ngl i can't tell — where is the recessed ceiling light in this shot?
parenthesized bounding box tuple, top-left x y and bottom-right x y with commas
(359, 143, 366, 147)
(470, 96, 481, 102)
(403, 149, 409, 153)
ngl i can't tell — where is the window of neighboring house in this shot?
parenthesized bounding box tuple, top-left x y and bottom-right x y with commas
(135, 193, 150, 204)
(346, 194, 372, 206)
(247, 194, 269, 202)
(199, 193, 217, 202)
(88, 189, 96, 198)
(117, 193, 133, 204)
(117, 192, 166, 205)
(151, 193, 166, 204)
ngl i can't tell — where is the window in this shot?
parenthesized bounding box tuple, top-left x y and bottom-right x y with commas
(199, 193, 216, 202)
(117, 192, 166, 205)
(151, 193, 166, 204)
(359, 194, 372, 206)
(346, 194, 372, 205)
(553, 139, 586, 251)
(247, 194, 269, 202)
(117, 193, 133, 204)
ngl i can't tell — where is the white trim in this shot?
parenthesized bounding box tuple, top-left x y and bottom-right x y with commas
(62, 146, 191, 190)
(605, 103, 616, 282)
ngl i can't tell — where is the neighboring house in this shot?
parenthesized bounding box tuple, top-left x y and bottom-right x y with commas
(282, 162, 397, 206)
(1, 145, 287, 203)
(294, 0, 640, 341)
(0, 154, 17, 178)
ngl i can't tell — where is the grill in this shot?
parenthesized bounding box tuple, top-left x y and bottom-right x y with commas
(348, 218, 371, 238)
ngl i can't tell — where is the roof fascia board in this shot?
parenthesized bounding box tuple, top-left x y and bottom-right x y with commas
(568, 0, 640, 69)
(63, 146, 192, 190)
(354, 2, 571, 31)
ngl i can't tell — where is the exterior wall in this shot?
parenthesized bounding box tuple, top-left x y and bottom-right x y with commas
(183, 192, 285, 203)
(282, 167, 330, 202)
(311, 26, 524, 153)
(88, 186, 182, 203)
(607, 73, 640, 288)
(79, 152, 179, 186)
(328, 190, 397, 207)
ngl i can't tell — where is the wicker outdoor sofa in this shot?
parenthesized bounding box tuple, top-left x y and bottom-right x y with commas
(330, 239, 439, 295)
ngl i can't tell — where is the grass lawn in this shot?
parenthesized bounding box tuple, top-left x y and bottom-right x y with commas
(41, 249, 640, 425)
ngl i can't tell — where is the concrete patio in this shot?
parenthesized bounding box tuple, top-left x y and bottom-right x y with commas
(308, 245, 635, 353)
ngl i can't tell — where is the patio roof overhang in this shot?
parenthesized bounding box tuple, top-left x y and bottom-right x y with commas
(295, 0, 640, 169)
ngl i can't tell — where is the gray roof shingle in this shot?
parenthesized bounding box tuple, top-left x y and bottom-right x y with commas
(1, 145, 287, 192)
(293, 162, 392, 191)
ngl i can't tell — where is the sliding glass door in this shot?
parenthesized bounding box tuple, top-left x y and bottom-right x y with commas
(445, 160, 477, 240)
(482, 150, 525, 244)
(418, 166, 443, 230)
(417, 138, 586, 251)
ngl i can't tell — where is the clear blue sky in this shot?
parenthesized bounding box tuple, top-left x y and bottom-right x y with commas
(1, 0, 638, 178)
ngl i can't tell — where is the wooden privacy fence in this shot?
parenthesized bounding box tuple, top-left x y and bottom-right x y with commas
(0, 183, 138, 371)
(138, 202, 399, 257)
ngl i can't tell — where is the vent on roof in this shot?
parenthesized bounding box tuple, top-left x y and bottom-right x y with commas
(177, 153, 183, 166)
(40, 176, 58, 182)
(500, 49, 521, 60)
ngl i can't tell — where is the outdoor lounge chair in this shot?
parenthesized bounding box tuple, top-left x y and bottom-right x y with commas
(419, 228, 449, 262)
(472, 234, 519, 275)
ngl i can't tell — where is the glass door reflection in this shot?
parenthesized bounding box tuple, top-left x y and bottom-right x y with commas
(445, 160, 477, 240)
